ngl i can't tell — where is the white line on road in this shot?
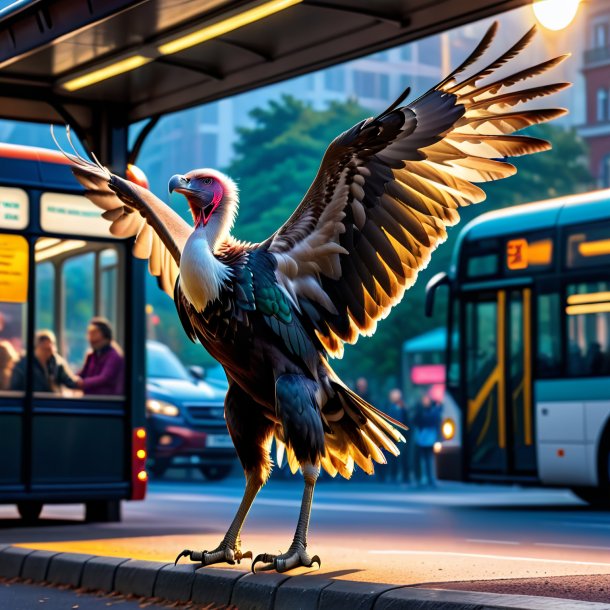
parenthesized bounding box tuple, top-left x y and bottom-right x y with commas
(466, 539, 519, 545)
(368, 550, 610, 567)
(535, 542, 610, 551)
(151, 493, 422, 514)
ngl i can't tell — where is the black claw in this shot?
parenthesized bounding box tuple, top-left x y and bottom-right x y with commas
(310, 555, 321, 569)
(251, 553, 275, 573)
(174, 549, 192, 566)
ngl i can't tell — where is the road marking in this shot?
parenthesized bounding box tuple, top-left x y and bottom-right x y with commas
(466, 539, 519, 545)
(535, 542, 610, 551)
(368, 550, 610, 567)
(152, 493, 422, 514)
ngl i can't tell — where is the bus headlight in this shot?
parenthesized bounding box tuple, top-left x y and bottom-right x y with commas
(442, 418, 455, 440)
(146, 399, 180, 417)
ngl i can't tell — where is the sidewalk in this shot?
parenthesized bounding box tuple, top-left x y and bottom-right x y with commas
(0, 544, 609, 609)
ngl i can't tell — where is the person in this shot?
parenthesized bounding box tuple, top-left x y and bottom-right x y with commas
(0, 340, 18, 391)
(78, 317, 124, 395)
(355, 377, 371, 403)
(10, 330, 79, 393)
(413, 393, 442, 488)
(385, 388, 411, 484)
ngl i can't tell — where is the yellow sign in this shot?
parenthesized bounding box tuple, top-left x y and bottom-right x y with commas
(507, 237, 553, 270)
(0, 234, 28, 303)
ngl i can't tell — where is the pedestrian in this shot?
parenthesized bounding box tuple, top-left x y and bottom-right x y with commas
(10, 330, 79, 393)
(413, 394, 442, 487)
(77, 317, 125, 395)
(385, 388, 411, 483)
(355, 377, 371, 403)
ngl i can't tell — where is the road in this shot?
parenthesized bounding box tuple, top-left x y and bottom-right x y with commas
(2, 475, 610, 602)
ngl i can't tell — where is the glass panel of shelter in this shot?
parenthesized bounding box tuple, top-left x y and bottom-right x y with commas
(33, 238, 126, 398)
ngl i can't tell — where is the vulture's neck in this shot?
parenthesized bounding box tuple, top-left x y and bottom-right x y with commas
(180, 227, 231, 312)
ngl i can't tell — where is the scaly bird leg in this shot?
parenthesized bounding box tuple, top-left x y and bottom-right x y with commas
(175, 472, 261, 566)
(252, 463, 321, 573)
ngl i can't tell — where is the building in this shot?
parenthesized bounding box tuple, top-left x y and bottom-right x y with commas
(579, 0, 610, 187)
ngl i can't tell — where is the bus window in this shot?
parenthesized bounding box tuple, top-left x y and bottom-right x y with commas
(566, 222, 610, 269)
(35, 239, 125, 397)
(566, 281, 610, 377)
(537, 293, 561, 377)
(466, 253, 497, 278)
(0, 234, 28, 396)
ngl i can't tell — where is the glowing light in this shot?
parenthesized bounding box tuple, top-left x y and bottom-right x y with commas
(62, 55, 152, 92)
(159, 435, 173, 446)
(442, 419, 455, 440)
(532, 0, 580, 31)
(567, 291, 610, 305)
(158, 0, 302, 55)
(136, 449, 146, 459)
(146, 399, 180, 417)
(136, 428, 146, 440)
(433, 442, 442, 454)
(145, 304, 154, 315)
(578, 239, 610, 257)
(566, 302, 610, 316)
(137, 470, 148, 482)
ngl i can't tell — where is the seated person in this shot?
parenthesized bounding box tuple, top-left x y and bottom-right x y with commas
(77, 317, 124, 395)
(0, 340, 18, 391)
(10, 330, 79, 393)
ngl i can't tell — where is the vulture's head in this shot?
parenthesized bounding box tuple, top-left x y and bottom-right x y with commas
(169, 169, 238, 240)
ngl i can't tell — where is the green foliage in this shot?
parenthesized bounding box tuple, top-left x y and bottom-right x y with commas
(147, 95, 592, 395)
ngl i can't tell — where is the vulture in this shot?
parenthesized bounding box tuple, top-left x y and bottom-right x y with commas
(56, 22, 569, 573)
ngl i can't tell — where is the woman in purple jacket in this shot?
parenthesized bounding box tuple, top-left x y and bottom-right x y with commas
(77, 317, 124, 396)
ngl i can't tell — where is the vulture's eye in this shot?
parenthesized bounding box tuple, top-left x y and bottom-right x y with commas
(203, 177, 213, 185)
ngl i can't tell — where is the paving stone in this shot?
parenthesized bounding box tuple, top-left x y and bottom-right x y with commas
(275, 574, 334, 610)
(154, 563, 198, 602)
(47, 552, 95, 587)
(319, 580, 397, 610)
(192, 568, 248, 607)
(81, 556, 130, 592)
(375, 587, 610, 610)
(231, 572, 291, 610)
(21, 549, 59, 582)
(0, 546, 34, 578)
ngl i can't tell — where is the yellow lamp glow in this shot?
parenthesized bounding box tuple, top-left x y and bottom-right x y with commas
(137, 470, 148, 482)
(62, 55, 152, 92)
(442, 418, 455, 440)
(136, 449, 147, 459)
(532, 0, 580, 31)
(158, 0, 302, 55)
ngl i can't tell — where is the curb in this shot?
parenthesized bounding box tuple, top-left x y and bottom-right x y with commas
(0, 546, 608, 610)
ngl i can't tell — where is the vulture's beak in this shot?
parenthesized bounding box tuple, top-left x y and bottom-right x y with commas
(169, 174, 189, 195)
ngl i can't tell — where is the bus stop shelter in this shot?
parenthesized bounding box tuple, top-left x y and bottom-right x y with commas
(0, 0, 528, 170)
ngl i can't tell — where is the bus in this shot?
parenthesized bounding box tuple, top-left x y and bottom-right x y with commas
(0, 143, 148, 522)
(426, 189, 610, 506)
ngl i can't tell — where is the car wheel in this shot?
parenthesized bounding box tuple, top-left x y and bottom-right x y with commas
(17, 501, 43, 523)
(200, 464, 233, 481)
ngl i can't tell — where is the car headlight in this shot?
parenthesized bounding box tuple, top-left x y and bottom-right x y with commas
(146, 399, 180, 417)
(442, 418, 455, 440)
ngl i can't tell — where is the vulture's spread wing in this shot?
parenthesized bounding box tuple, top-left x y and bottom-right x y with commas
(56, 141, 192, 299)
(265, 23, 569, 357)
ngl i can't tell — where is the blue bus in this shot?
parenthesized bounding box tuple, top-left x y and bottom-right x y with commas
(0, 144, 147, 521)
(427, 189, 610, 506)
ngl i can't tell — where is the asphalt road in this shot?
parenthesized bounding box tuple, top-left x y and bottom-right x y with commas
(2, 473, 610, 602)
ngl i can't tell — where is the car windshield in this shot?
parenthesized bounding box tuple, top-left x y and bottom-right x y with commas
(147, 344, 191, 380)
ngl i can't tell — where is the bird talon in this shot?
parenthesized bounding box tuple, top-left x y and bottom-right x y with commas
(251, 553, 276, 573)
(310, 555, 321, 569)
(174, 549, 192, 565)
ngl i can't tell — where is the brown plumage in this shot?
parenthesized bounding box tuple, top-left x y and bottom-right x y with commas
(54, 22, 569, 572)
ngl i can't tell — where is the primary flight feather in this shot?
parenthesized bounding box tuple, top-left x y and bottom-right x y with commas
(57, 22, 569, 573)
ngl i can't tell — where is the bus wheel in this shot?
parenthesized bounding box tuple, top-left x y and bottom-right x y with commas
(85, 500, 121, 523)
(17, 501, 43, 523)
(572, 443, 610, 508)
(200, 464, 232, 481)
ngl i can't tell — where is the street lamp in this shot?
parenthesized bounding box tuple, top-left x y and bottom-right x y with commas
(532, 0, 580, 31)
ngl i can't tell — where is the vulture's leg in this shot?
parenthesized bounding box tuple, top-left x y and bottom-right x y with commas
(252, 462, 321, 572)
(175, 382, 273, 567)
(252, 374, 324, 573)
